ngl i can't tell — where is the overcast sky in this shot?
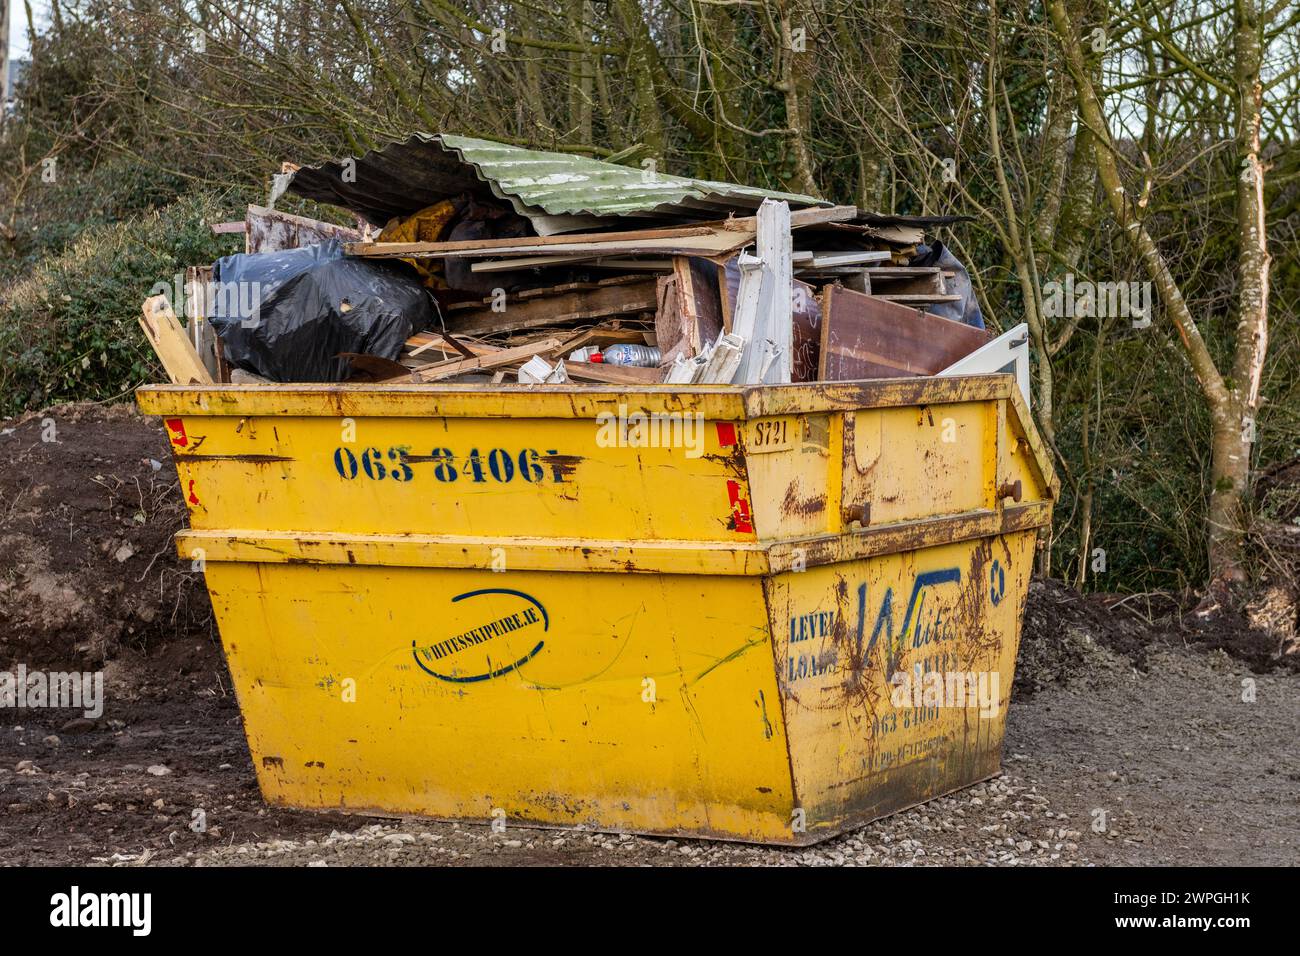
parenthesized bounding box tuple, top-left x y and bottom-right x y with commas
(8, 0, 52, 62)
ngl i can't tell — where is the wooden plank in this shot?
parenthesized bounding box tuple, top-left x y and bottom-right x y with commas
(819, 221, 926, 245)
(515, 274, 646, 300)
(861, 268, 945, 296)
(719, 204, 858, 232)
(818, 287, 990, 381)
(471, 255, 674, 272)
(807, 250, 892, 267)
(406, 329, 479, 359)
(653, 274, 688, 365)
(183, 266, 219, 381)
(876, 294, 963, 304)
(556, 326, 650, 354)
(346, 224, 713, 257)
(399, 341, 501, 368)
(561, 361, 664, 384)
(138, 296, 214, 386)
(791, 279, 822, 383)
(399, 338, 564, 383)
(246, 204, 362, 253)
(213, 334, 231, 384)
(446, 278, 658, 336)
(443, 230, 751, 260)
(660, 256, 724, 366)
(405, 332, 501, 357)
(861, 266, 953, 278)
(347, 227, 746, 261)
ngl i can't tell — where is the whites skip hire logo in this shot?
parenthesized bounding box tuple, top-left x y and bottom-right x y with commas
(50, 886, 151, 936)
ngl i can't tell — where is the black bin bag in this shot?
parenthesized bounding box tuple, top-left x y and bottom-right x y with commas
(209, 240, 434, 382)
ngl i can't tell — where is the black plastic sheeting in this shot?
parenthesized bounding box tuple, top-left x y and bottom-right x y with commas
(209, 241, 434, 382)
(910, 241, 984, 329)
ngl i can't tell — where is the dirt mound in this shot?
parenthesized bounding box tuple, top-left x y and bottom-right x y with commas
(1017, 574, 1299, 697)
(0, 402, 214, 682)
(1015, 578, 1130, 694)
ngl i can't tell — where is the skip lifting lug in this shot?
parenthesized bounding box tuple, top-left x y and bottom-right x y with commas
(842, 502, 871, 526)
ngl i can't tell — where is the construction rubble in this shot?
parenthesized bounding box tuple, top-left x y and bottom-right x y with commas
(138, 134, 1028, 396)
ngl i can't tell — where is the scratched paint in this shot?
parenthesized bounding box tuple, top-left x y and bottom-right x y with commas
(137, 378, 1055, 844)
(768, 531, 1037, 835)
(159, 414, 760, 543)
(208, 562, 795, 840)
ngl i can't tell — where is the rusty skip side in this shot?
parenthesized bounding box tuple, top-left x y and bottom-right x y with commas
(174, 503, 1049, 576)
(138, 373, 1054, 844)
(136, 373, 1017, 419)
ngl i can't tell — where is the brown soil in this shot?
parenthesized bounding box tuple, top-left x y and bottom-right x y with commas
(0, 402, 1296, 867)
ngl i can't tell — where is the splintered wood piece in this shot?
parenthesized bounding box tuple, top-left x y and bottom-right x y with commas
(245, 204, 362, 254)
(347, 227, 748, 261)
(346, 224, 714, 257)
(399, 338, 564, 383)
(670, 256, 725, 362)
(405, 332, 501, 358)
(405, 328, 477, 359)
(557, 326, 651, 354)
(653, 274, 684, 361)
(818, 287, 990, 381)
(339, 353, 415, 381)
(719, 204, 858, 232)
(183, 266, 219, 380)
(138, 296, 213, 386)
(471, 255, 674, 272)
(561, 361, 665, 384)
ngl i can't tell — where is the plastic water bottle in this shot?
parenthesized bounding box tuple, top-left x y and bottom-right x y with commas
(599, 344, 661, 367)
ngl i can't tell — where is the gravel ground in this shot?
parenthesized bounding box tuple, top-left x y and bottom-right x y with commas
(166, 646, 1294, 868)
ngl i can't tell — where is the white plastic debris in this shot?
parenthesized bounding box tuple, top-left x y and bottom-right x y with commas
(517, 355, 568, 385)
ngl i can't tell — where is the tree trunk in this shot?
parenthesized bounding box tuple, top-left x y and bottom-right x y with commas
(1212, 0, 1271, 588)
(1047, 0, 1267, 591)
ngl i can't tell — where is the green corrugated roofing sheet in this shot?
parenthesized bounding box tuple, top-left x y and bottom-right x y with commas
(287, 133, 826, 230)
(439, 134, 823, 215)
